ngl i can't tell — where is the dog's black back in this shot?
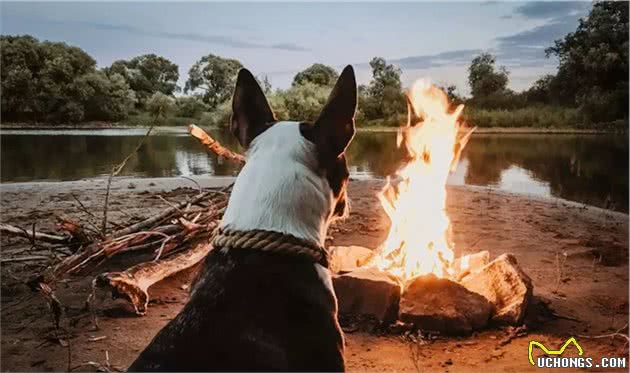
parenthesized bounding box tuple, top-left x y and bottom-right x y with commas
(128, 249, 344, 372)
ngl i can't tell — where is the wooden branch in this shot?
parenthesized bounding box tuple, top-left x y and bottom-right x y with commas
(0, 223, 69, 244)
(102, 124, 156, 235)
(188, 124, 245, 164)
(110, 190, 213, 239)
(94, 241, 213, 315)
(0, 255, 51, 263)
(30, 190, 229, 286)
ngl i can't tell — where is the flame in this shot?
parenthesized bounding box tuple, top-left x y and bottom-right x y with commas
(369, 80, 474, 282)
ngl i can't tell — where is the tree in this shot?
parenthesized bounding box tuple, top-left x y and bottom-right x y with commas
(184, 54, 243, 110)
(1, 35, 136, 123)
(467, 53, 509, 98)
(546, 1, 629, 121)
(175, 96, 209, 118)
(524, 75, 555, 105)
(292, 63, 339, 87)
(146, 92, 176, 119)
(79, 71, 136, 121)
(1, 35, 98, 122)
(362, 57, 405, 122)
(106, 54, 179, 108)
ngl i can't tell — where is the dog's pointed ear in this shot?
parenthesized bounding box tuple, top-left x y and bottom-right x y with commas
(231, 68, 276, 147)
(312, 65, 357, 158)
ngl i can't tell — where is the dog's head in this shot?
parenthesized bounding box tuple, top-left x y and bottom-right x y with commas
(221, 65, 357, 245)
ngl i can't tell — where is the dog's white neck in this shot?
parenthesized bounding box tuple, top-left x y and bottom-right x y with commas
(221, 122, 335, 246)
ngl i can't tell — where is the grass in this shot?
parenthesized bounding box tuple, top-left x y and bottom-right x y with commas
(120, 113, 218, 128)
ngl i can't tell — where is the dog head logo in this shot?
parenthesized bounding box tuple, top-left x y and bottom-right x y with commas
(221, 66, 357, 245)
(528, 337, 584, 366)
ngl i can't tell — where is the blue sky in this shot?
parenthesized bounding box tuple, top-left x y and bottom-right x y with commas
(1, 1, 592, 94)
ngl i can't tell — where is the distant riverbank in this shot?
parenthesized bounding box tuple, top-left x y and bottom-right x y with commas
(0, 122, 624, 134)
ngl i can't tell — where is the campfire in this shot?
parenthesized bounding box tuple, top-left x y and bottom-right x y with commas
(368, 79, 471, 282)
(1, 80, 532, 337)
(332, 80, 533, 335)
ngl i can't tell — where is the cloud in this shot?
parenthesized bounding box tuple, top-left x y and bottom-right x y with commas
(357, 49, 483, 70)
(45, 18, 310, 52)
(513, 1, 590, 19)
(493, 4, 591, 67)
(496, 17, 578, 48)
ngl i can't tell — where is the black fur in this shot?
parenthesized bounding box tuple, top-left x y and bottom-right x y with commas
(128, 249, 345, 372)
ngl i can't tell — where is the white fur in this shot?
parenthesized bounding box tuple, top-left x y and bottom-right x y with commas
(221, 121, 336, 246)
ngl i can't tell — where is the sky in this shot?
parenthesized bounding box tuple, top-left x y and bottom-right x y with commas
(1, 1, 593, 95)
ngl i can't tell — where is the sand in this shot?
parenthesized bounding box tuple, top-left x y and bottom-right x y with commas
(1, 177, 628, 372)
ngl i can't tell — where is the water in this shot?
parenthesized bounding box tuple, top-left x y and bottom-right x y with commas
(1, 128, 628, 212)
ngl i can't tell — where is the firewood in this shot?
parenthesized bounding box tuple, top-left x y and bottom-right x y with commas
(188, 124, 246, 164)
(0, 223, 69, 244)
(94, 240, 213, 315)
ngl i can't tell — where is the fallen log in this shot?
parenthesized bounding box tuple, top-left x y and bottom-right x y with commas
(0, 223, 69, 244)
(94, 239, 214, 315)
(188, 124, 246, 164)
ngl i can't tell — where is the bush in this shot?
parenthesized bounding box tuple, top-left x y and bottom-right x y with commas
(463, 106, 580, 128)
(175, 96, 209, 118)
(146, 92, 175, 119)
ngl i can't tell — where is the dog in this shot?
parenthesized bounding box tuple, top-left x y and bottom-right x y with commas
(128, 65, 357, 372)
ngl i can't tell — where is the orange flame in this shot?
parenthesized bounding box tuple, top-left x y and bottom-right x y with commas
(369, 80, 474, 282)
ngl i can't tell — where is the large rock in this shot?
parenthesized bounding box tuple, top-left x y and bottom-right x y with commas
(460, 253, 533, 325)
(399, 274, 493, 335)
(329, 245, 373, 274)
(333, 267, 401, 323)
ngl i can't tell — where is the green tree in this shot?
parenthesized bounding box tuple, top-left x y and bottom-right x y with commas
(524, 75, 555, 105)
(467, 53, 509, 98)
(184, 54, 243, 110)
(106, 54, 179, 108)
(79, 71, 136, 121)
(146, 92, 176, 119)
(292, 63, 339, 86)
(1, 35, 137, 123)
(1, 35, 99, 122)
(175, 95, 209, 118)
(546, 1, 629, 121)
(362, 57, 405, 122)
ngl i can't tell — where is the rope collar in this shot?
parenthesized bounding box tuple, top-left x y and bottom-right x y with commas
(211, 227, 329, 268)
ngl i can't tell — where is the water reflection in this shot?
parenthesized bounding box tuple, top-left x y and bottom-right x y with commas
(0, 129, 627, 212)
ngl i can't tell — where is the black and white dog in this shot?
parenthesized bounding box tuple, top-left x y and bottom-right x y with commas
(128, 65, 357, 372)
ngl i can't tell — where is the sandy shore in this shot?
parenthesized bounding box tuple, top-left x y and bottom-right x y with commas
(1, 178, 628, 372)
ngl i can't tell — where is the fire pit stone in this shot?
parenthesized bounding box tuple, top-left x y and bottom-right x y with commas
(460, 253, 533, 325)
(399, 274, 493, 335)
(333, 267, 401, 323)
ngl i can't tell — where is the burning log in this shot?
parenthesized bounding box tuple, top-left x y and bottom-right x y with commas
(452, 250, 490, 281)
(95, 240, 213, 315)
(329, 245, 373, 273)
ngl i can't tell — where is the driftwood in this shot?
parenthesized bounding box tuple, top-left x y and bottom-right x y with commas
(1, 223, 69, 244)
(94, 240, 214, 315)
(188, 124, 246, 164)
